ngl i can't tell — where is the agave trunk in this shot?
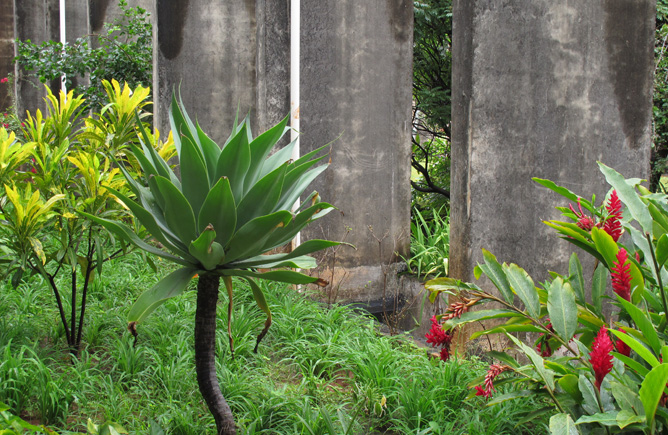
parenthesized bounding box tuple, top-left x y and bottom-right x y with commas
(195, 274, 236, 434)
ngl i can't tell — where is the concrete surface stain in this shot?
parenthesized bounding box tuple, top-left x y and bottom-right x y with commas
(158, 0, 190, 60)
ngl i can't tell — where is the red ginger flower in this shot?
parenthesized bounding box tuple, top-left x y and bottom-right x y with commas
(536, 319, 556, 357)
(425, 316, 452, 362)
(604, 190, 623, 241)
(569, 201, 596, 231)
(0, 77, 7, 84)
(590, 327, 614, 391)
(611, 248, 632, 301)
(474, 364, 510, 398)
(614, 328, 631, 357)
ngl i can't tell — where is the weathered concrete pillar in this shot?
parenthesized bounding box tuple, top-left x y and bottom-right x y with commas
(300, 1, 413, 304)
(153, 1, 289, 141)
(450, 1, 654, 308)
(13, 0, 61, 115)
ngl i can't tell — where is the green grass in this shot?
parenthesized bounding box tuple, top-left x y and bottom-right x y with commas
(0, 253, 548, 434)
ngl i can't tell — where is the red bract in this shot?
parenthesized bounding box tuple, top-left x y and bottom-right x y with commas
(614, 328, 631, 357)
(439, 346, 450, 362)
(590, 327, 614, 391)
(474, 364, 510, 399)
(569, 201, 595, 231)
(0, 77, 8, 84)
(425, 316, 449, 347)
(604, 190, 623, 241)
(611, 248, 632, 301)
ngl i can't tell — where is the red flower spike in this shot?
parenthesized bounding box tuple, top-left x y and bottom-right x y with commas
(614, 328, 631, 357)
(611, 248, 632, 301)
(0, 77, 8, 84)
(590, 327, 614, 391)
(604, 190, 623, 242)
(474, 364, 510, 399)
(439, 346, 450, 362)
(425, 316, 450, 348)
(474, 385, 487, 397)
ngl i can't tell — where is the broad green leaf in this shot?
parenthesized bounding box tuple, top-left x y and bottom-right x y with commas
(179, 136, 210, 218)
(578, 374, 599, 415)
(616, 410, 644, 429)
(79, 212, 192, 266)
(575, 412, 619, 426)
(598, 162, 653, 235)
(558, 374, 582, 402)
(508, 334, 555, 390)
(128, 267, 199, 323)
(28, 237, 46, 265)
(198, 176, 237, 247)
(231, 239, 339, 268)
(486, 351, 519, 368)
(657, 234, 668, 269)
(533, 178, 580, 203)
(591, 263, 607, 316)
(547, 277, 577, 341)
(276, 164, 328, 212)
(470, 323, 544, 340)
(443, 309, 523, 329)
(568, 253, 585, 305)
(649, 201, 668, 233)
(610, 381, 644, 415)
(639, 363, 668, 429)
(477, 249, 514, 304)
(261, 138, 297, 177)
(188, 226, 225, 270)
(591, 227, 618, 270)
(610, 329, 659, 367)
(243, 115, 289, 193)
(105, 186, 191, 259)
(224, 211, 293, 263)
(235, 163, 287, 228)
(486, 389, 534, 406)
(617, 296, 661, 354)
(504, 263, 540, 319)
(549, 414, 579, 435)
(216, 125, 251, 203)
(261, 201, 336, 251)
(153, 176, 198, 245)
(195, 122, 222, 180)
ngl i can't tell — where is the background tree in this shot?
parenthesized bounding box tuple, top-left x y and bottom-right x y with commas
(412, 0, 452, 211)
(653, 0, 668, 191)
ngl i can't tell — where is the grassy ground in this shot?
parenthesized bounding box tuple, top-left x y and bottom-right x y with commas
(0, 253, 548, 434)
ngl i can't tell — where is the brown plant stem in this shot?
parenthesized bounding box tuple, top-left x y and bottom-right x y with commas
(195, 274, 237, 435)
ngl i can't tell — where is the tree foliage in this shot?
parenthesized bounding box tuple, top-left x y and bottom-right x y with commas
(14, 0, 151, 111)
(412, 0, 452, 211)
(653, 0, 668, 191)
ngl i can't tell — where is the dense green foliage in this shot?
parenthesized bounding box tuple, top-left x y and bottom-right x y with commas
(654, 0, 668, 190)
(405, 206, 450, 279)
(14, 0, 152, 111)
(0, 253, 548, 434)
(411, 0, 452, 211)
(429, 163, 668, 434)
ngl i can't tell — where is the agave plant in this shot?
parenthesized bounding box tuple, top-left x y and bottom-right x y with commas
(84, 95, 336, 434)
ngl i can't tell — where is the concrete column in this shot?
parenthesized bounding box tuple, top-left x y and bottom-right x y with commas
(153, 0, 259, 142)
(13, 0, 61, 115)
(300, 1, 413, 304)
(450, 2, 654, 303)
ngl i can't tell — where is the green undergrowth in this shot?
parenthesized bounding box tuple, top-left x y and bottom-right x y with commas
(0, 253, 548, 434)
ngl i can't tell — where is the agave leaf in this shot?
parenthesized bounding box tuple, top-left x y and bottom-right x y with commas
(105, 185, 192, 259)
(153, 176, 198, 245)
(128, 266, 200, 323)
(180, 136, 210, 217)
(197, 176, 237, 246)
(195, 122, 222, 181)
(243, 115, 289, 193)
(236, 163, 288, 229)
(262, 202, 336, 251)
(261, 138, 298, 177)
(244, 277, 272, 353)
(275, 164, 328, 212)
(79, 211, 192, 266)
(169, 92, 197, 155)
(127, 143, 159, 179)
(216, 124, 251, 203)
(220, 268, 324, 285)
(188, 225, 225, 270)
(224, 211, 293, 263)
(231, 239, 339, 268)
(233, 255, 316, 270)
